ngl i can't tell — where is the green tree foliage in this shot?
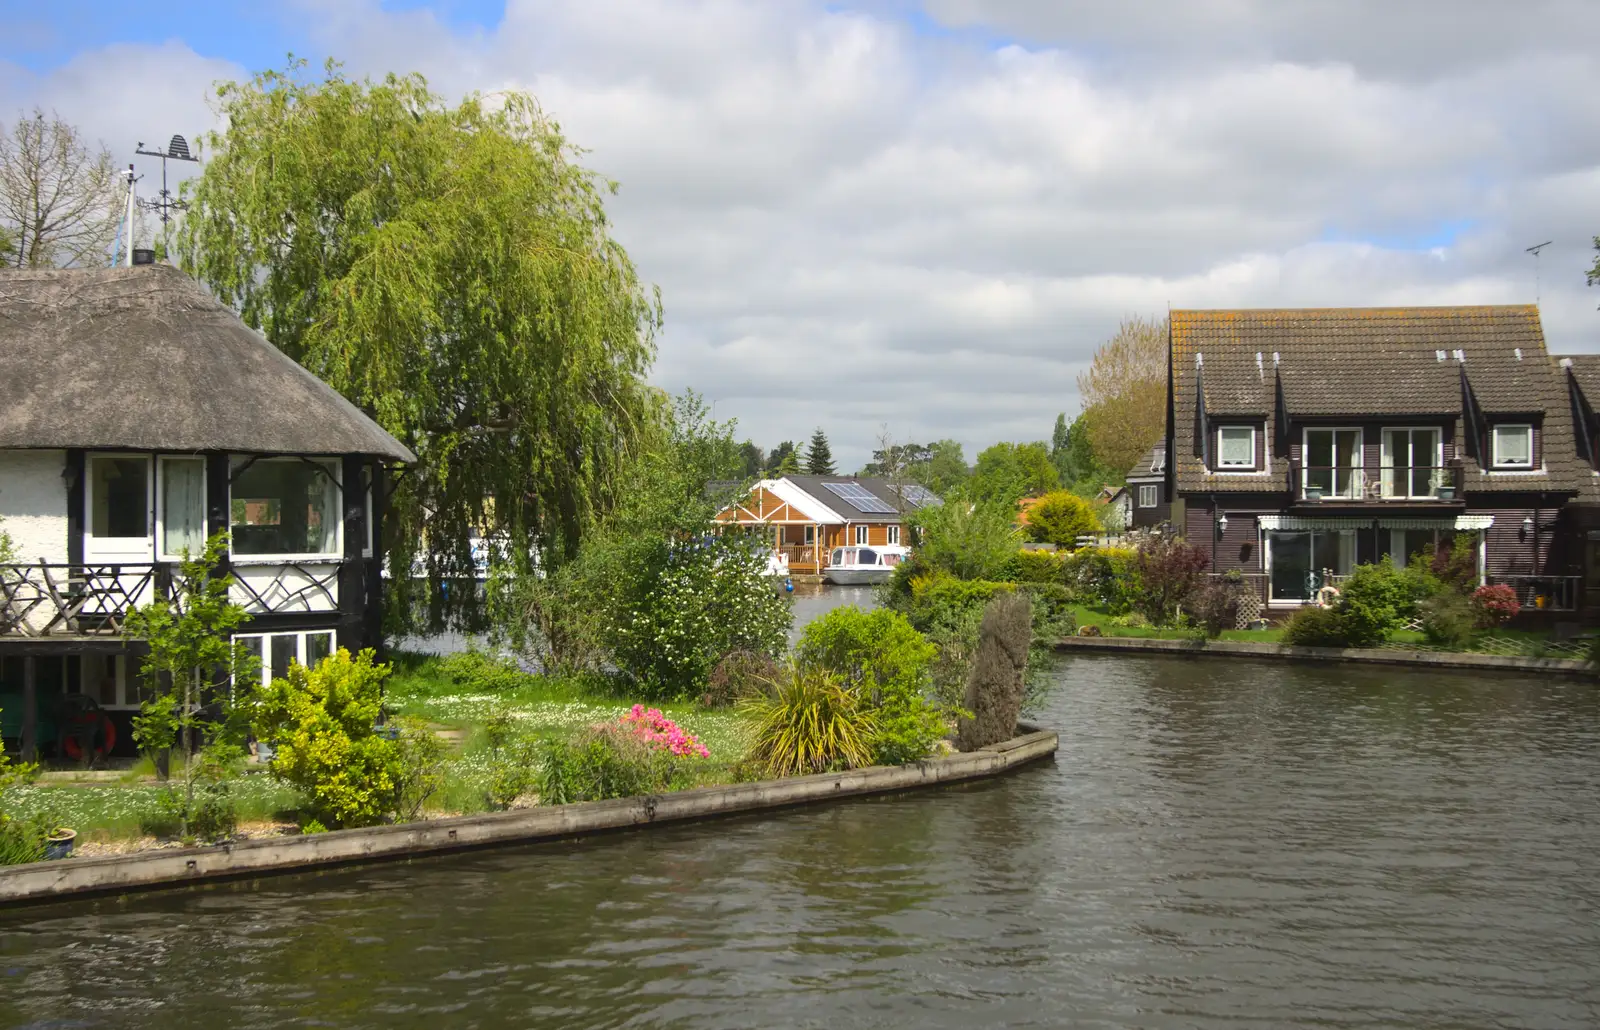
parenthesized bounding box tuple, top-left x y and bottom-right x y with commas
(971, 441, 1060, 505)
(737, 440, 765, 478)
(955, 592, 1031, 751)
(1023, 490, 1101, 547)
(178, 61, 661, 627)
(499, 393, 790, 698)
(0, 710, 45, 864)
(765, 441, 801, 476)
(804, 428, 837, 475)
(921, 439, 969, 496)
(122, 531, 257, 839)
(908, 497, 1024, 581)
(1077, 316, 1168, 476)
(1050, 413, 1106, 491)
(794, 607, 948, 765)
(254, 648, 402, 829)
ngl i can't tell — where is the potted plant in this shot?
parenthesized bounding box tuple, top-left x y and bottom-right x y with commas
(1304, 484, 1324, 502)
(45, 827, 76, 860)
(1430, 469, 1455, 500)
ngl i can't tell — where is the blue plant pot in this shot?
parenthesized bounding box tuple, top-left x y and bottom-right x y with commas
(45, 830, 76, 860)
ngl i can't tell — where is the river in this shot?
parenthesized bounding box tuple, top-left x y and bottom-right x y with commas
(3, 653, 1599, 1028)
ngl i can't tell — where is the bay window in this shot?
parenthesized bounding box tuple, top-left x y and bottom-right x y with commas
(230, 458, 340, 558)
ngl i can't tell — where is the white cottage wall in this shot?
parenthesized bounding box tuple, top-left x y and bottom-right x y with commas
(0, 450, 68, 563)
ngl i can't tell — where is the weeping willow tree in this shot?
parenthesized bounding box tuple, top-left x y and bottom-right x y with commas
(179, 60, 662, 630)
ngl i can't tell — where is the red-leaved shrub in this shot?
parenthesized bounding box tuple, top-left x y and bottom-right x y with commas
(1470, 584, 1520, 628)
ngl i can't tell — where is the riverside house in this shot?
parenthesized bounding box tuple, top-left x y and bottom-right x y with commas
(1166, 306, 1595, 623)
(0, 265, 415, 762)
(714, 475, 938, 574)
(1124, 443, 1169, 530)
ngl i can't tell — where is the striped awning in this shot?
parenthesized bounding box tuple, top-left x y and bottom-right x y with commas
(1256, 515, 1494, 531)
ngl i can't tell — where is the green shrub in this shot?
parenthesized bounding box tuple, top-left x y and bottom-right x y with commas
(1014, 582, 1076, 637)
(796, 606, 949, 765)
(904, 575, 1012, 635)
(254, 649, 403, 829)
(438, 649, 534, 693)
(1022, 491, 1100, 548)
(907, 496, 1024, 581)
(701, 650, 780, 708)
(1191, 578, 1243, 638)
(956, 593, 1032, 751)
(738, 664, 877, 777)
(1421, 593, 1477, 649)
(481, 708, 540, 811)
(1333, 562, 1433, 647)
(394, 717, 450, 820)
(1281, 605, 1351, 648)
(1000, 548, 1068, 585)
(538, 723, 673, 804)
(1062, 546, 1136, 613)
(0, 728, 46, 865)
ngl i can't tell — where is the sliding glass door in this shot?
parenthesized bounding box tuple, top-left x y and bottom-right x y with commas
(1267, 531, 1354, 602)
(1381, 429, 1440, 499)
(1304, 429, 1363, 499)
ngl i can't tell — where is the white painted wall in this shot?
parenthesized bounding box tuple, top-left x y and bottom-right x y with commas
(0, 450, 68, 564)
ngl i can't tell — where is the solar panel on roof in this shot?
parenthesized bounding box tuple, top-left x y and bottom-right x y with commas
(896, 484, 940, 507)
(821, 481, 896, 513)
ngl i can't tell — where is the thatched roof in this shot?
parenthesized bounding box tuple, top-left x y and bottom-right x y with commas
(0, 265, 415, 462)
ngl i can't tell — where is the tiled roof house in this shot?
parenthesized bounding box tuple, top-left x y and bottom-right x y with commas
(1166, 306, 1595, 618)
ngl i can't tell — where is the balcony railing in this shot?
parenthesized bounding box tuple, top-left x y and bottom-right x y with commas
(1290, 462, 1463, 502)
(1487, 575, 1581, 612)
(0, 562, 167, 637)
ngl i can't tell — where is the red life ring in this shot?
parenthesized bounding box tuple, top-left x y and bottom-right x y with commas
(61, 713, 116, 760)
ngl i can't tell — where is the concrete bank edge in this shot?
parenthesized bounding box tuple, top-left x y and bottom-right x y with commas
(1054, 635, 1593, 675)
(0, 727, 1058, 907)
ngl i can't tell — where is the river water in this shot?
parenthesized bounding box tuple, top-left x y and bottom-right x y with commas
(4, 653, 1599, 1028)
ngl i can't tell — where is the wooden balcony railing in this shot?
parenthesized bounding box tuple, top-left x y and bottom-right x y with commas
(1289, 462, 1463, 502)
(0, 562, 167, 637)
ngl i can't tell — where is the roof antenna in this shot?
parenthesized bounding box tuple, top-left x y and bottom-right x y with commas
(1525, 240, 1552, 306)
(134, 135, 200, 259)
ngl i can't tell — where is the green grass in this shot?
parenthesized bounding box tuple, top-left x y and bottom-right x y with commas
(6, 773, 303, 842)
(1068, 605, 1284, 643)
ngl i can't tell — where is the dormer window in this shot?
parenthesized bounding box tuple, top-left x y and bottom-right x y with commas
(1217, 426, 1256, 469)
(1491, 424, 1533, 469)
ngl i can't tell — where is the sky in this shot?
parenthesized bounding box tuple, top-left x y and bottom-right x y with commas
(4, 0, 1600, 471)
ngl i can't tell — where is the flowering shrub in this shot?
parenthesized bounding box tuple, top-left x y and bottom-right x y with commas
(619, 705, 710, 758)
(1471, 584, 1520, 628)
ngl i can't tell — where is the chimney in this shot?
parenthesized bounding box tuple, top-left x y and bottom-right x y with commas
(132, 249, 156, 266)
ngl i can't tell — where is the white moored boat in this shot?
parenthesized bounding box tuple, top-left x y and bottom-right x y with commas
(822, 545, 907, 585)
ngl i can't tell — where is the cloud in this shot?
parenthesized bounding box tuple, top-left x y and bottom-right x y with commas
(9, 0, 1600, 471)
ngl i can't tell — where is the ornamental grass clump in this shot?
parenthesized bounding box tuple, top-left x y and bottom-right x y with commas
(538, 724, 673, 805)
(738, 664, 877, 778)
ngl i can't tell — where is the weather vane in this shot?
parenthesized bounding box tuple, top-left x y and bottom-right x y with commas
(134, 135, 200, 253)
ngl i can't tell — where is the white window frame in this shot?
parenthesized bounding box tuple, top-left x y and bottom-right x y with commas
(228, 456, 343, 563)
(1301, 427, 1364, 499)
(1138, 484, 1158, 508)
(156, 455, 208, 561)
(83, 452, 155, 562)
(1380, 427, 1445, 499)
(234, 629, 337, 688)
(361, 466, 374, 560)
(1491, 423, 1533, 469)
(855, 525, 870, 545)
(886, 524, 901, 545)
(1216, 426, 1257, 469)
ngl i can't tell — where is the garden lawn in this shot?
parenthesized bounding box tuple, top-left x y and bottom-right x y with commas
(1068, 605, 1284, 643)
(6, 773, 302, 845)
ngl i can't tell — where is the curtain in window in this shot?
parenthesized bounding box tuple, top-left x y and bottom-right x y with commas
(162, 458, 206, 556)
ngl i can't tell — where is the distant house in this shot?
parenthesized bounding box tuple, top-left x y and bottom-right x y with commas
(0, 265, 415, 760)
(1096, 485, 1131, 532)
(1124, 443, 1168, 529)
(1165, 306, 1593, 618)
(714, 475, 939, 573)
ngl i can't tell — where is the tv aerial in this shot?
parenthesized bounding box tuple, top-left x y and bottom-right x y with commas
(1525, 240, 1553, 305)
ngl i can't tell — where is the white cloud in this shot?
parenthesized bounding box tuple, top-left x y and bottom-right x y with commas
(9, 0, 1600, 470)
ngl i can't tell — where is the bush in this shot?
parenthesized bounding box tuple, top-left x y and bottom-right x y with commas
(701, 650, 780, 708)
(1129, 534, 1210, 626)
(907, 496, 1024, 581)
(1471, 584, 1520, 628)
(482, 709, 541, 811)
(1191, 577, 1243, 638)
(903, 575, 1012, 635)
(254, 649, 404, 829)
(1332, 563, 1420, 648)
(538, 723, 674, 805)
(438, 649, 535, 693)
(1421, 593, 1477, 648)
(796, 606, 949, 765)
(956, 593, 1032, 751)
(999, 548, 1068, 585)
(1281, 605, 1352, 648)
(394, 717, 450, 821)
(1063, 546, 1136, 613)
(1023, 491, 1100, 548)
(738, 665, 877, 777)
(0, 726, 46, 865)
